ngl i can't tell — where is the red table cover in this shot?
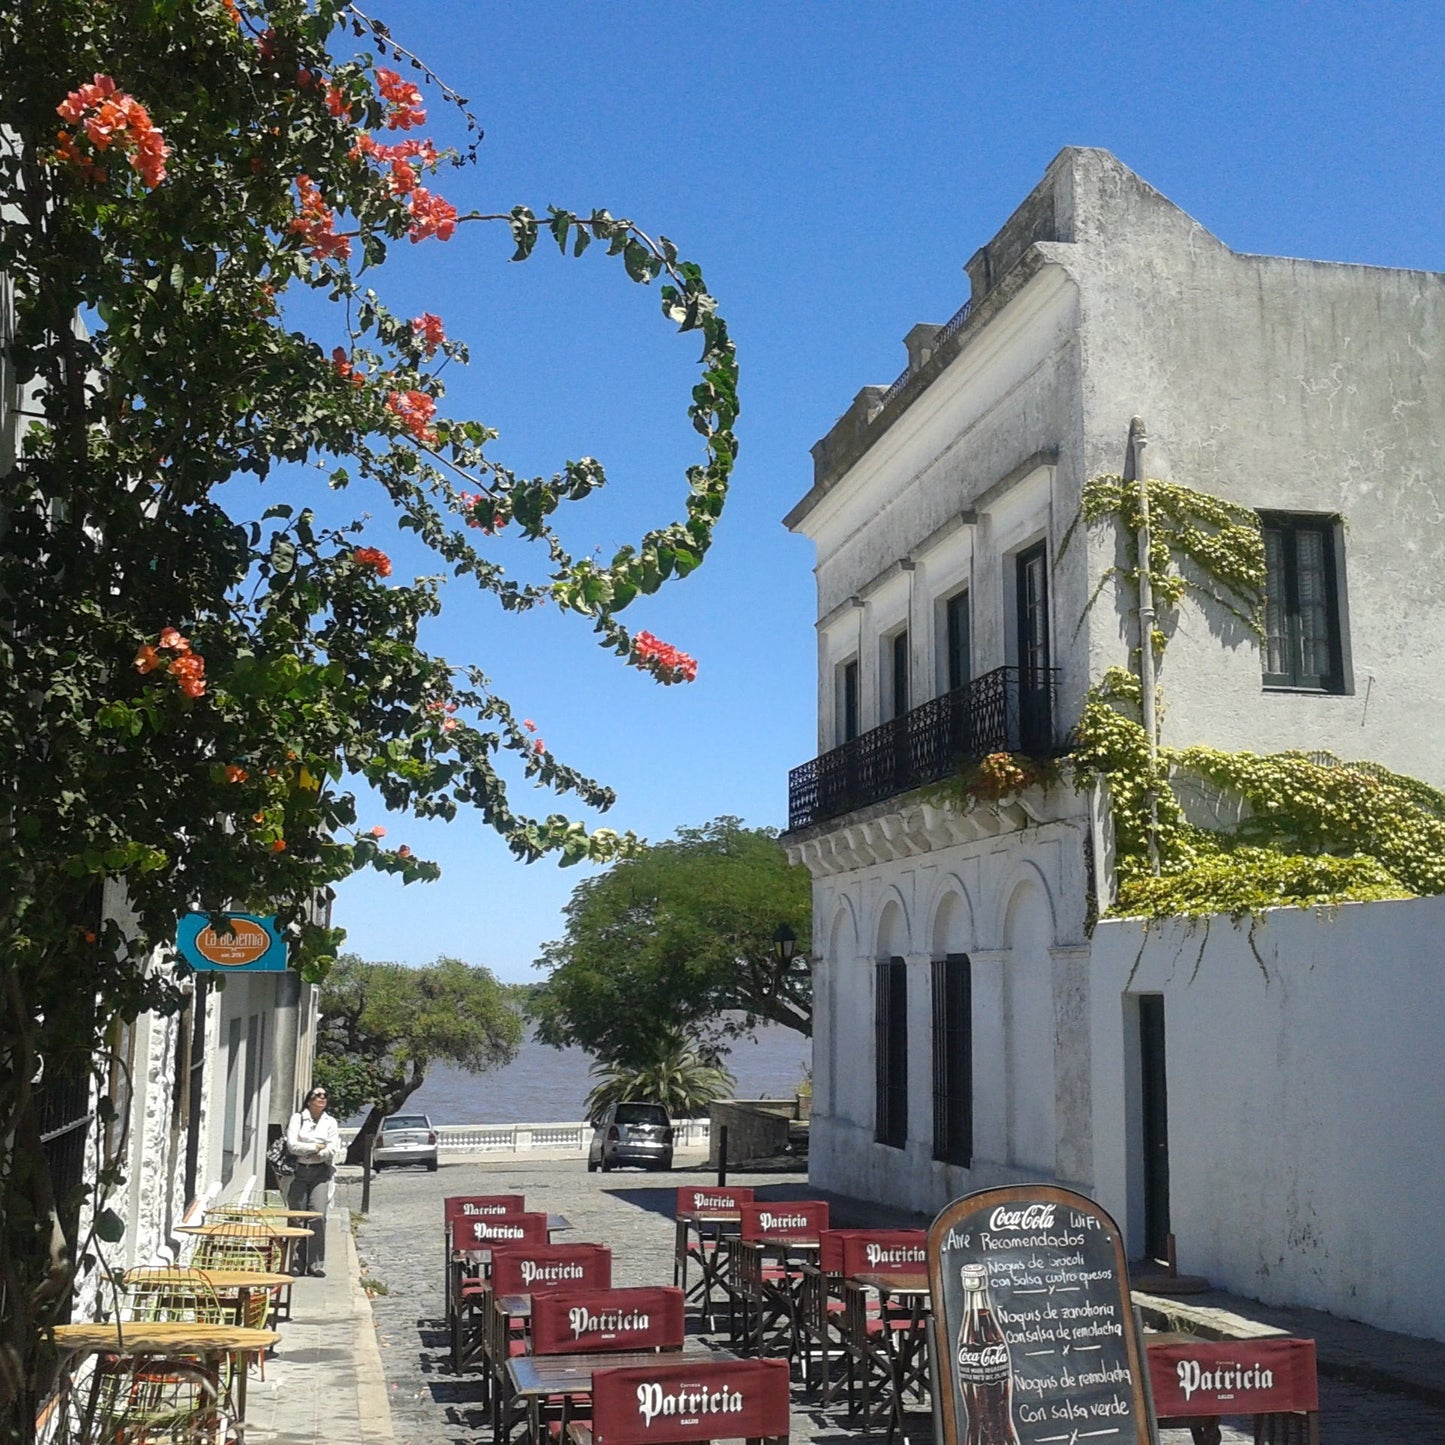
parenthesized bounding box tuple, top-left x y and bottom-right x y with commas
(589, 1356, 790, 1445)
(1148, 1336, 1318, 1417)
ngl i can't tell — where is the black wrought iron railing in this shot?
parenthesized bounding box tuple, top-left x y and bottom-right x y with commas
(786, 664, 1061, 833)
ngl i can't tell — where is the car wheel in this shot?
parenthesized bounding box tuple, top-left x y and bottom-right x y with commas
(426, 1157, 438, 1171)
(587, 1155, 598, 1173)
(600, 1152, 612, 1173)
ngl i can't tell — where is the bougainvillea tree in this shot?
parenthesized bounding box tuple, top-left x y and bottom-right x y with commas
(0, 1, 735, 1432)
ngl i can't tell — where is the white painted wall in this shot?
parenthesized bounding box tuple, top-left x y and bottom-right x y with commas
(1090, 897, 1445, 1341)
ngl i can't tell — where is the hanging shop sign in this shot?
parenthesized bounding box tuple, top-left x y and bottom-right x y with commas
(177, 912, 288, 972)
(927, 1184, 1152, 1445)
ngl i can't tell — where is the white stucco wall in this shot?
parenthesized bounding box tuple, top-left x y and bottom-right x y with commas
(1090, 897, 1445, 1340)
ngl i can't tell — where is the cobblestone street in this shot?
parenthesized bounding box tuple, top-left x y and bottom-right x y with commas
(348, 1157, 1445, 1445)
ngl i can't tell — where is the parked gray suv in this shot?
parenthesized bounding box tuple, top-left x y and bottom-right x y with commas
(587, 1101, 674, 1172)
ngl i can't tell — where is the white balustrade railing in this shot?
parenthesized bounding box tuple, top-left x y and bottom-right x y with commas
(341, 1118, 711, 1155)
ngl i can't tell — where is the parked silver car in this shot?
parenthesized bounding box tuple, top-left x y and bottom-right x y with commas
(587, 1101, 674, 1172)
(372, 1112, 438, 1170)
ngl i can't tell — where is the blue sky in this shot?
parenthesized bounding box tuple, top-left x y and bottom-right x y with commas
(325, 0, 1445, 981)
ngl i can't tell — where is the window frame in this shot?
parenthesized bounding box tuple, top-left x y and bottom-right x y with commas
(874, 957, 909, 1150)
(931, 954, 973, 1167)
(1260, 511, 1348, 694)
(941, 588, 971, 695)
(836, 657, 860, 744)
(883, 626, 910, 720)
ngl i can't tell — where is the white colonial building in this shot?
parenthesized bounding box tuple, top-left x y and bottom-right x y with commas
(783, 147, 1445, 1339)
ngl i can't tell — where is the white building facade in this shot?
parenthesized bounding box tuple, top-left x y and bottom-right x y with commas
(784, 148, 1445, 1337)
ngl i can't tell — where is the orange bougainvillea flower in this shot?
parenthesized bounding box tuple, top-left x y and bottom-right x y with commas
(397, 844, 412, 859)
(411, 311, 446, 355)
(385, 388, 437, 443)
(352, 545, 393, 577)
(632, 630, 699, 683)
(368, 826, 386, 838)
(271, 839, 287, 853)
(225, 764, 249, 784)
(158, 626, 190, 653)
(375, 68, 426, 130)
(55, 75, 169, 188)
(134, 644, 161, 674)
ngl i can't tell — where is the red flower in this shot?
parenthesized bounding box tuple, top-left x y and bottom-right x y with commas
(386, 388, 437, 444)
(290, 174, 351, 260)
(375, 68, 427, 130)
(352, 546, 393, 577)
(368, 825, 386, 838)
(398, 844, 412, 859)
(225, 764, 249, 784)
(632, 630, 698, 683)
(522, 719, 536, 733)
(533, 738, 545, 754)
(221, 0, 241, 26)
(406, 188, 457, 243)
(134, 643, 161, 674)
(271, 838, 287, 853)
(331, 347, 364, 388)
(55, 75, 169, 189)
(158, 626, 190, 653)
(411, 312, 446, 356)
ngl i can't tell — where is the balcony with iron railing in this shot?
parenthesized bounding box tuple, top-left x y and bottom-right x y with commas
(785, 664, 1062, 834)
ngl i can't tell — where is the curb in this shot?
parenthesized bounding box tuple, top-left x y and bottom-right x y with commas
(345, 1218, 396, 1444)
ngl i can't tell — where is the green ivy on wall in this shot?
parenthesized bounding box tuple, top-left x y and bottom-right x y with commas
(1063, 476, 1445, 921)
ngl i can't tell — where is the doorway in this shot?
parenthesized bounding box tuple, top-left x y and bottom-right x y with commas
(1138, 994, 1171, 1261)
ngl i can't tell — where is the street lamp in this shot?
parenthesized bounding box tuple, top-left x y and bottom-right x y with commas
(772, 923, 798, 967)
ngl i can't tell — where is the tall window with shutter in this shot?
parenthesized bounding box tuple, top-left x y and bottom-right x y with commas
(1261, 513, 1346, 692)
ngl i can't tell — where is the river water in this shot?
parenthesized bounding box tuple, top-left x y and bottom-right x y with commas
(382, 1023, 811, 1125)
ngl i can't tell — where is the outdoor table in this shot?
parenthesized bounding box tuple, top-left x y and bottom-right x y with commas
(849, 1272, 931, 1445)
(178, 1220, 315, 1275)
(53, 1320, 279, 1420)
(123, 1267, 293, 1330)
(205, 1206, 323, 1221)
(672, 1210, 740, 1325)
(505, 1345, 730, 1445)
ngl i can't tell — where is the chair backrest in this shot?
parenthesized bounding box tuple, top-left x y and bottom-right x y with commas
(674, 1185, 753, 1215)
(444, 1194, 525, 1226)
(488, 1243, 612, 1296)
(739, 1199, 828, 1241)
(588, 1356, 791, 1445)
(452, 1211, 550, 1250)
(1148, 1337, 1318, 1418)
(530, 1286, 684, 1356)
(192, 1224, 280, 1273)
(837, 1230, 928, 1279)
(124, 1270, 228, 1325)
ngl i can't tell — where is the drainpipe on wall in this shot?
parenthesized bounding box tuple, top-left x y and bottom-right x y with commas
(1131, 416, 1161, 876)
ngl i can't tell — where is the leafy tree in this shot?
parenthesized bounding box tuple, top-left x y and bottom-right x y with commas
(0, 3, 735, 1437)
(532, 818, 812, 1065)
(313, 954, 521, 1157)
(583, 1030, 736, 1122)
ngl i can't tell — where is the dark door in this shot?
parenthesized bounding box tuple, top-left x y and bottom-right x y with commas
(1139, 994, 1171, 1262)
(1015, 544, 1052, 752)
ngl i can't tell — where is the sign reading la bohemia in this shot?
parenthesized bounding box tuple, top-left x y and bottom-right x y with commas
(177, 912, 288, 972)
(927, 1185, 1151, 1445)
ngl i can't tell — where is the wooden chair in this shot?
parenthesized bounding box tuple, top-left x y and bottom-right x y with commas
(730, 1201, 829, 1362)
(798, 1228, 925, 1399)
(835, 1233, 926, 1428)
(573, 1356, 790, 1445)
(673, 1185, 753, 1325)
(444, 1195, 526, 1317)
(448, 1212, 552, 1375)
(501, 1288, 685, 1445)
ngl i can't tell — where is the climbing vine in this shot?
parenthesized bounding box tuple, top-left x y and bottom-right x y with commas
(1064, 475, 1445, 921)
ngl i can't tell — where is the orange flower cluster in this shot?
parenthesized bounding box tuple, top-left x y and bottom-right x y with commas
(352, 546, 393, 577)
(405, 187, 457, 243)
(291, 173, 351, 260)
(225, 763, 249, 783)
(375, 68, 427, 130)
(632, 630, 698, 683)
(386, 388, 437, 443)
(135, 626, 206, 698)
(331, 346, 365, 388)
(352, 134, 439, 196)
(56, 74, 169, 189)
(411, 312, 446, 355)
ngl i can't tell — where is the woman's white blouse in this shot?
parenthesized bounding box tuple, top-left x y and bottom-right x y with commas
(287, 1108, 341, 1164)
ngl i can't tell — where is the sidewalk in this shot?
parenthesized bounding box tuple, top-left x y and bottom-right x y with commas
(242, 1201, 394, 1445)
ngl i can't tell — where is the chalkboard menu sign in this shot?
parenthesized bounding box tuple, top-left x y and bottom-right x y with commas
(927, 1185, 1152, 1445)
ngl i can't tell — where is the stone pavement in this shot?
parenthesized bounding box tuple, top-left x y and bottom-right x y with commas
(250, 1150, 1445, 1444)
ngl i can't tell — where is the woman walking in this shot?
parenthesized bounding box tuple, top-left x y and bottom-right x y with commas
(286, 1085, 341, 1276)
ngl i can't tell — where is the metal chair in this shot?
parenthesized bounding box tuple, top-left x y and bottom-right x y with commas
(67, 1355, 238, 1445)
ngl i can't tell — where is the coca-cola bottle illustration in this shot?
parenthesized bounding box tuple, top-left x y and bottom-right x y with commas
(956, 1264, 1020, 1445)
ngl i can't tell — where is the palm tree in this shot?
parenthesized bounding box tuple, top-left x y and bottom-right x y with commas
(584, 1031, 736, 1119)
